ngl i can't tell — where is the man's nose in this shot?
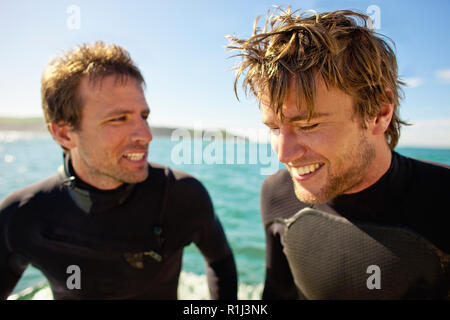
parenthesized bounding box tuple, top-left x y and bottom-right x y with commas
(276, 127, 306, 164)
(131, 118, 153, 145)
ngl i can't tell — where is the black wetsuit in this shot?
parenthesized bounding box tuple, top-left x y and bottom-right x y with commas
(0, 156, 237, 300)
(260, 151, 450, 299)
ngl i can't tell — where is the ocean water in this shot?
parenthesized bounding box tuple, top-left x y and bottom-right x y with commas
(1, 131, 449, 298)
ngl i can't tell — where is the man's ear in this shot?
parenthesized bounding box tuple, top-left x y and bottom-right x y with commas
(371, 88, 394, 136)
(49, 122, 77, 150)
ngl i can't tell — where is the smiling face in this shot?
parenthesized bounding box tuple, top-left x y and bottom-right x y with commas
(262, 77, 384, 204)
(67, 74, 152, 190)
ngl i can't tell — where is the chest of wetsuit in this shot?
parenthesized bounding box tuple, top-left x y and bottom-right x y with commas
(261, 152, 450, 299)
(282, 208, 447, 299)
(1, 161, 235, 299)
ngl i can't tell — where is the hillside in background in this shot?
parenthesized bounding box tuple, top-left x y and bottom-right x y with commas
(0, 117, 244, 140)
(0, 117, 47, 132)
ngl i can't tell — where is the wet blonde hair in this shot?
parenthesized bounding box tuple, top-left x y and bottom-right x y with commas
(41, 41, 145, 131)
(227, 7, 407, 149)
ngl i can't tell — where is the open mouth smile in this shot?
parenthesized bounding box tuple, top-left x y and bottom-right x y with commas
(291, 163, 324, 180)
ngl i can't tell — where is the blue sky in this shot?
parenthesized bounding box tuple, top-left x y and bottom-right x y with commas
(0, 0, 449, 147)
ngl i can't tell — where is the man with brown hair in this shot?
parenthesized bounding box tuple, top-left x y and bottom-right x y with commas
(0, 42, 237, 299)
(228, 7, 450, 299)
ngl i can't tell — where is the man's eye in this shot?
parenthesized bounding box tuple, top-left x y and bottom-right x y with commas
(110, 116, 126, 122)
(297, 123, 319, 131)
(269, 127, 280, 135)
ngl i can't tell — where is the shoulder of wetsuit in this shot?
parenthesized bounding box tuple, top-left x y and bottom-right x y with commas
(261, 168, 290, 188)
(148, 163, 215, 223)
(404, 152, 450, 170)
(147, 162, 211, 205)
(409, 155, 450, 182)
(397, 155, 450, 253)
(0, 174, 64, 255)
(151, 163, 210, 198)
(398, 154, 450, 202)
(0, 174, 64, 214)
(260, 168, 307, 227)
(146, 162, 203, 193)
(260, 168, 290, 206)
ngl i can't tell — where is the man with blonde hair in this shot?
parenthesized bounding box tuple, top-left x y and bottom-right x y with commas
(0, 42, 237, 299)
(228, 7, 450, 299)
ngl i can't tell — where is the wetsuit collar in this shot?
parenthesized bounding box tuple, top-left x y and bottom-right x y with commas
(61, 153, 136, 215)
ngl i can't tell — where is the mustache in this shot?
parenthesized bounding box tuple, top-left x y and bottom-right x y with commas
(288, 159, 325, 167)
(122, 143, 149, 151)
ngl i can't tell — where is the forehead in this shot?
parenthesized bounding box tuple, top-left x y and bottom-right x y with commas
(78, 74, 147, 115)
(78, 74, 143, 98)
(261, 77, 354, 122)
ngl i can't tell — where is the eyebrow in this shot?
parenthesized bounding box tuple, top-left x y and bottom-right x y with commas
(263, 112, 330, 126)
(103, 108, 150, 119)
(286, 112, 330, 122)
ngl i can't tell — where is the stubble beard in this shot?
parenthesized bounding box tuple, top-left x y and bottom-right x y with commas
(92, 158, 149, 186)
(292, 135, 376, 204)
(78, 149, 149, 189)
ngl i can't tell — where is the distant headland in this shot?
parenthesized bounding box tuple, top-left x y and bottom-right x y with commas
(0, 117, 247, 141)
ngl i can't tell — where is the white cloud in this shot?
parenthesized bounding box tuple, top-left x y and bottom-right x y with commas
(436, 69, 450, 83)
(398, 118, 450, 148)
(403, 77, 424, 88)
